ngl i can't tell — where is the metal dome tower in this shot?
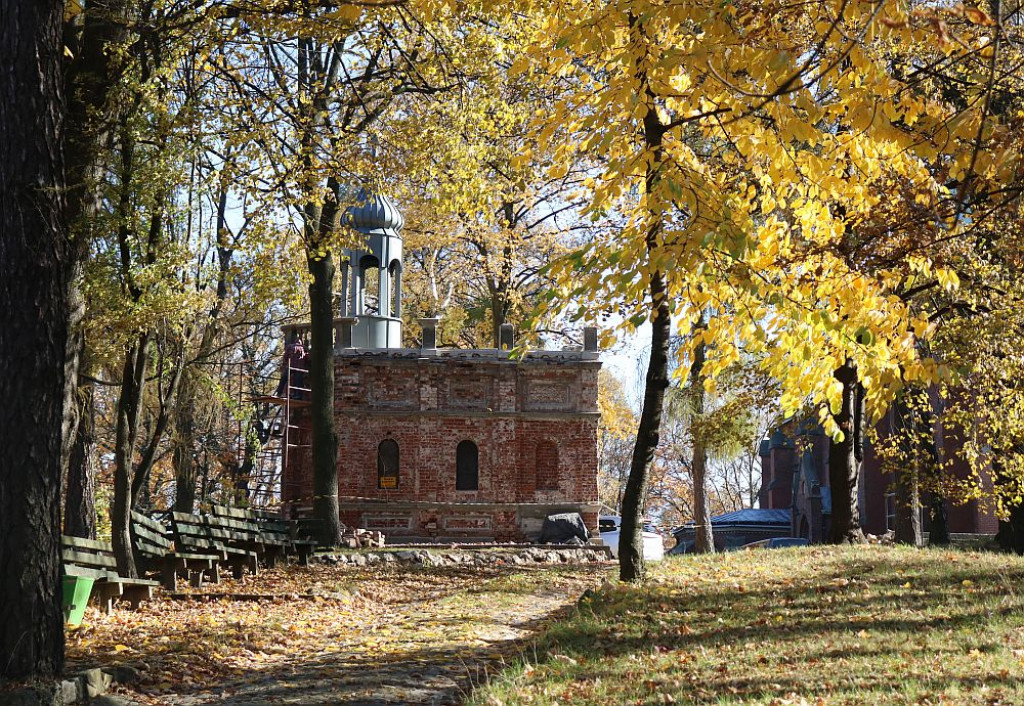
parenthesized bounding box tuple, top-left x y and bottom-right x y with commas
(340, 188, 404, 348)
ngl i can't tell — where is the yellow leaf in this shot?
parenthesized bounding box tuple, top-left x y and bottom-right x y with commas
(963, 6, 996, 26)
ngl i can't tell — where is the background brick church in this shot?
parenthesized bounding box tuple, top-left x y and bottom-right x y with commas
(758, 415, 999, 543)
(279, 191, 602, 542)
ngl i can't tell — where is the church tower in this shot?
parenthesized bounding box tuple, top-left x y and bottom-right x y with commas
(340, 189, 404, 348)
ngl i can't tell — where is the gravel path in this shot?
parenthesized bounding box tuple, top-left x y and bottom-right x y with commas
(141, 567, 604, 706)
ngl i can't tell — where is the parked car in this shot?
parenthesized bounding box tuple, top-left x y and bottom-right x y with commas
(599, 515, 664, 561)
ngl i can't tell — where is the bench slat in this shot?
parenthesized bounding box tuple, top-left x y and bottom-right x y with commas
(132, 523, 171, 549)
(131, 511, 167, 533)
(62, 535, 112, 552)
(210, 504, 250, 519)
(62, 548, 118, 569)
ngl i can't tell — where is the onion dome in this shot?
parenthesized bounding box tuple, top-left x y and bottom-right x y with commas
(346, 188, 404, 234)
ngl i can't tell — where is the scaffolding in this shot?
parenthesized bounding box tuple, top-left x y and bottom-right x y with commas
(248, 356, 311, 513)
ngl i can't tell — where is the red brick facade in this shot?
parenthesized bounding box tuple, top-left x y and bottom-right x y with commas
(282, 349, 601, 542)
(760, 413, 999, 540)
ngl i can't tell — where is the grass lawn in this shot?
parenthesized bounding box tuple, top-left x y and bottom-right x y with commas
(469, 545, 1024, 706)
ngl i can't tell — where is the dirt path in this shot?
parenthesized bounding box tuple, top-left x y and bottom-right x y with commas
(66, 563, 609, 705)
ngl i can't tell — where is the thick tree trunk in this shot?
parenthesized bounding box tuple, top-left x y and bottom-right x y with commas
(892, 395, 922, 546)
(307, 252, 342, 546)
(0, 0, 68, 680)
(894, 460, 922, 545)
(690, 318, 714, 554)
(828, 360, 865, 544)
(64, 381, 98, 539)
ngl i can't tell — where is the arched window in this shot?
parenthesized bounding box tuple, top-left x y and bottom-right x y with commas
(389, 260, 402, 318)
(359, 255, 381, 315)
(339, 259, 351, 316)
(377, 439, 400, 489)
(456, 440, 479, 491)
(535, 439, 559, 490)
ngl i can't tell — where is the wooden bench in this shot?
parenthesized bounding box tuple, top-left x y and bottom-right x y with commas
(292, 511, 327, 545)
(131, 512, 218, 590)
(62, 535, 159, 613)
(210, 504, 289, 568)
(252, 508, 316, 566)
(169, 512, 258, 580)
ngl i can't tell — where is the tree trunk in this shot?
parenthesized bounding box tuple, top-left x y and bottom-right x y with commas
(112, 340, 148, 578)
(64, 380, 97, 539)
(620, 280, 671, 582)
(828, 360, 865, 544)
(171, 374, 199, 512)
(619, 11, 670, 583)
(892, 394, 922, 546)
(0, 0, 68, 680)
(307, 252, 342, 546)
(996, 502, 1024, 554)
(490, 285, 509, 348)
(129, 344, 185, 510)
(894, 459, 921, 546)
(60, 0, 128, 503)
(690, 316, 714, 554)
(60, 276, 86, 504)
(917, 394, 950, 547)
(236, 427, 258, 503)
(928, 494, 951, 545)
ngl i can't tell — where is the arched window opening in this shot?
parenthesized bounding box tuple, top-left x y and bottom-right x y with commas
(456, 440, 479, 491)
(377, 439, 400, 490)
(359, 254, 381, 315)
(338, 259, 351, 316)
(535, 439, 559, 490)
(389, 260, 402, 318)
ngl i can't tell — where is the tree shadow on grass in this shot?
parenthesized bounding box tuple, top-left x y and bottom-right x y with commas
(480, 552, 1024, 704)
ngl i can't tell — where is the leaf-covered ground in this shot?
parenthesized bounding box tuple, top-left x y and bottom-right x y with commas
(66, 562, 610, 704)
(469, 545, 1024, 706)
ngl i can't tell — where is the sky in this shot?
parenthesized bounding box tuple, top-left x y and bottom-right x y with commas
(600, 322, 651, 411)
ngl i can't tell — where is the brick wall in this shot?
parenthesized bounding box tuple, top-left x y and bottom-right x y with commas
(283, 350, 601, 542)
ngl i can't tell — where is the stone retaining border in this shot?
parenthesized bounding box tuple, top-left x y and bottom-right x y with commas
(312, 544, 613, 567)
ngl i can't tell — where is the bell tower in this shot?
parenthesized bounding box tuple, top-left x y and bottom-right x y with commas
(340, 189, 404, 349)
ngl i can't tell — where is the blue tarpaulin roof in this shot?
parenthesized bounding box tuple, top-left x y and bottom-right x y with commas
(673, 508, 791, 537)
(712, 508, 791, 525)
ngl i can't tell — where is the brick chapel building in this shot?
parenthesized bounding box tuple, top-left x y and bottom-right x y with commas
(759, 415, 999, 542)
(280, 191, 602, 542)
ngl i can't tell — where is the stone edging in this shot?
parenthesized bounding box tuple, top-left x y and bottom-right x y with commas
(313, 545, 613, 567)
